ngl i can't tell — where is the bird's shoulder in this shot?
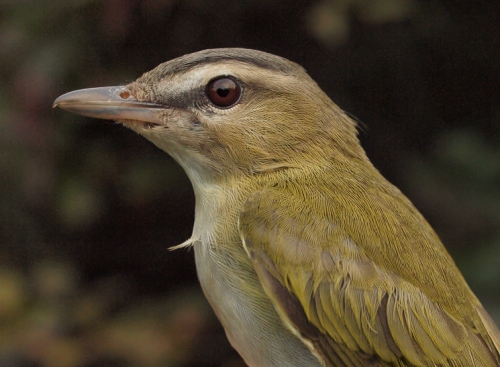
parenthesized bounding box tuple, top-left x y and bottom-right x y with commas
(241, 169, 475, 315)
(238, 172, 500, 366)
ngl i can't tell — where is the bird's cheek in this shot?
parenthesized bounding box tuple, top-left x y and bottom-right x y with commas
(149, 112, 202, 145)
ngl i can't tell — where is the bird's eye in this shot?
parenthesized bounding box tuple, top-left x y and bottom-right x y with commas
(206, 77, 241, 108)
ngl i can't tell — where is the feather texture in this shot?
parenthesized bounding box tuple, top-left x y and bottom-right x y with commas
(54, 48, 500, 367)
(239, 169, 500, 366)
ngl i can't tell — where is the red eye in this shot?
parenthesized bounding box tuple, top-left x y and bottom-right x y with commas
(206, 77, 241, 108)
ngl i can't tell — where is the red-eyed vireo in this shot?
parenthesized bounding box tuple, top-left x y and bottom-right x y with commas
(53, 49, 500, 367)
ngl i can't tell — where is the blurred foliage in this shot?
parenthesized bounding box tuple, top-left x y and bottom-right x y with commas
(0, 0, 499, 366)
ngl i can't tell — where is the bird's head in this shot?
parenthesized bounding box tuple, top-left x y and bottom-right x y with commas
(54, 48, 364, 186)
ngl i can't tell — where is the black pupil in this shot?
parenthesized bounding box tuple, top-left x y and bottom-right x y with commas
(217, 87, 230, 97)
(207, 77, 241, 107)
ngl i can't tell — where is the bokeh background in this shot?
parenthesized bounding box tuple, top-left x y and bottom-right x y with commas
(1, 0, 499, 366)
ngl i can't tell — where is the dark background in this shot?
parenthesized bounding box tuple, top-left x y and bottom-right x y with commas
(1, 0, 499, 366)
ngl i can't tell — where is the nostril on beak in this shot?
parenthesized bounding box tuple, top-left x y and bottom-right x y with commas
(119, 90, 131, 99)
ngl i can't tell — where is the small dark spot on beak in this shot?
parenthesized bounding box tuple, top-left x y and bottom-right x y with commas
(119, 90, 131, 99)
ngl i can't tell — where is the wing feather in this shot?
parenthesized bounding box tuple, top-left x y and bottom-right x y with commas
(240, 188, 500, 366)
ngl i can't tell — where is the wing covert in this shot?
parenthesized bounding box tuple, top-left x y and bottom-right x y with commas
(239, 188, 500, 367)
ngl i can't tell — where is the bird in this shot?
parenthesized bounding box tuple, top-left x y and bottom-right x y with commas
(53, 48, 500, 367)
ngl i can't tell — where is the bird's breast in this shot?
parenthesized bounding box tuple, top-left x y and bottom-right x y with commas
(194, 240, 321, 367)
(190, 187, 321, 367)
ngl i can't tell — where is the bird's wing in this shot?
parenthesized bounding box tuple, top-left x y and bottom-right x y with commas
(239, 188, 500, 367)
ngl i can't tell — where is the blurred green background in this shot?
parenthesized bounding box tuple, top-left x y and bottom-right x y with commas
(0, 0, 499, 366)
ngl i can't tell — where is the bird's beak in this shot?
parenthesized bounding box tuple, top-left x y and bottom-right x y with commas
(53, 86, 164, 125)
